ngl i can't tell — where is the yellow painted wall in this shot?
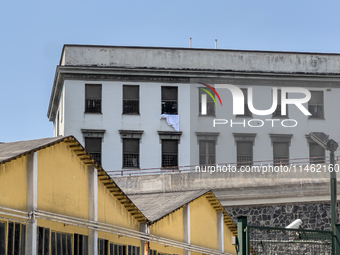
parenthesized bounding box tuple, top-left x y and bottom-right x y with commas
(37, 142, 89, 219)
(190, 195, 217, 250)
(224, 224, 236, 255)
(149, 208, 183, 242)
(37, 218, 89, 236)
(0, 157, 27, 211)
(97, 179, 139, 230)
(97, 232, 140, 247)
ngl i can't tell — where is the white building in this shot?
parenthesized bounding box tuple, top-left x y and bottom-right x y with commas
(47, 45, 340, 173)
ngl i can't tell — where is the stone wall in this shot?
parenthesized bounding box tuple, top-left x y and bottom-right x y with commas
(225, 202, 340, 231)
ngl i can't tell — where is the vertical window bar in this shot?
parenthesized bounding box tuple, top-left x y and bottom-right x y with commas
(13, 223, 20, 255)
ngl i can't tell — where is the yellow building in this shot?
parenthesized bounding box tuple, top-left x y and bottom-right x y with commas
(0, 136, 237, 255)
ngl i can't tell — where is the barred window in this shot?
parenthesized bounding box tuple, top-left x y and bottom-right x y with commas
(123, 139, 139, 168)
(199, 141, 215, 165)
(0, 222, 4, 255)
(237, 141, 253, 167)
(37, 226, 50, 255)
(85, 84, 102, 113)
(111, 244, 126, 255)
(308, 91, 324, 119)
(199, 87, 215, 116)
(98, 238, 109, 255)
(162, 140, 178, 168)
(123, 85, 139, 114)
(273, 142, 289, 166)
(127, 245, 140, 255)
(73, 234, 88, 255)
(310, 143, 325, 164)
(161, 87, 178, 114)
(236, 89, 252, 117)
(7, 222, 25, 255)
(149, 250, 157, 255)
(272, 90, 288, 118)
(51, 231, 72, 255)
(85, 138, 102, 165)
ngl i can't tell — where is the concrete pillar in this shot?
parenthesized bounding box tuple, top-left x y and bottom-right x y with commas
(217, 211, 224, 252)
(140, 223, 149, 255)
(88, 165, 98, 255)
(26, 152, 38, 254)
(183, 204, 190, 255)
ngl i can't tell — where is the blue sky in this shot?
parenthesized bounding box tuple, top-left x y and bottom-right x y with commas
(0, 0, 339, 142)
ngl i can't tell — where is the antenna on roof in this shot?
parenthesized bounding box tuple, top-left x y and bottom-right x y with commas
(215, 39, 217, 49)
(189, 37, 192, 48)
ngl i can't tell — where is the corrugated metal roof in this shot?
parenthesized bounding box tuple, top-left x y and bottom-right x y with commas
(0, 136, 70, 164)
(127, 190, 210, 222)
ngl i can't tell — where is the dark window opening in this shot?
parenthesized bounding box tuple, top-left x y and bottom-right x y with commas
(161, 87, 178, 114)
(237, 141, 253, 167)
(73, 234, 88, 255)
(310, 143, 326, 164)
(198, 88, 215, 116)
(273, 142, 289, 166)
(162, 140, 178, 168)
(85, 84, 102, 113)
(272, 90, 288, 118)
(308, 91, 324, 119)
(123, 139, 139, 168)
(85, 138, 102, 165)
(236, 89, 252, 117)
(123, 85, 139, 114)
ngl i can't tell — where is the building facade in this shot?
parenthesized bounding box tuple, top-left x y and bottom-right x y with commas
(0, 136, 238, 255)
(48, 45, 340, 173)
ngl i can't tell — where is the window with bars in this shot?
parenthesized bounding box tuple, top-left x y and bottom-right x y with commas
(236, 89, 252, 117)
(123, 139, 139, 168)
(6, 222, 25, 255)
(123, 85, 139, 114)
(162, 140, 178, 168)
(85, 138, 102, 165)
(237, 141, 253, 167)
(161, 87, 178, 114)
(98, 238, 109, 255)
(308, 91, 324, 119)
(198, 87, 215, 116)
(149, 250, 157, 255)
(38, 227, 50, 255)
(110, 243, 126, 255)
(0, 222, 4, 255)
(51, 231, 72, 255)
(273, 142, 289, 166)
(127, 245, 140, 255)
(85, 84, 102, 113)
(73, 234, 88, 255)
(309, 142, 325, 164)
(199, 140, 215, 165)
(272, 90, 288, 118)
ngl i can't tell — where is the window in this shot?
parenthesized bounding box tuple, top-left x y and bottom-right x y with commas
(149, 250, 156, 255)
(74, 234, 88, 255)
(98, 239, 109, 255)
(127, 245, 140, 255)
(199, 87, 215, 116)
(162, 140, 178, 167)
(111, 244, 126, 255)
(273, 142, 289, 166)
(6, 222, 26, 255)
(85, 138, 102, 165)
(236, 89, 251, 117)
(85, 84, 102, 113)
(270, 134, 292, 166)
(197, 133, 219, 165)
(272, 90, 288, 118)
(38, 227, 50, 255)
(0, 222, 5, 255)
(123, 139, 139, 168)
(51, 231, 72, 255)
(233, 133, 256, 167)
(161, 87, 178, 114)
(309, 143, 325, 164)
(237, 141, 253, 167)
(123, 85, 139, 114)
(199, 141, 216, 165)
(308, 91, 324, 118)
